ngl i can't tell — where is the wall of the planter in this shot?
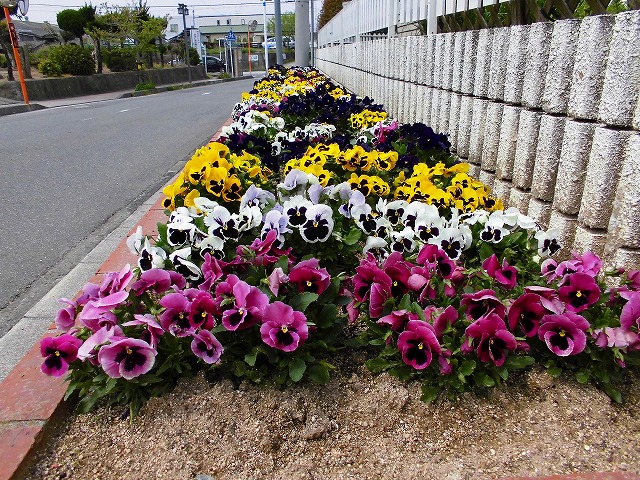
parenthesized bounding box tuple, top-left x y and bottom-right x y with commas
(316, 11, 640, 270)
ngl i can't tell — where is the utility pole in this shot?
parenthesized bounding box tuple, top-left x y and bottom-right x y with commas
(178, 3, 192, 83)
(294, 0, 310, 67)
(263, 1, 269, 74)
(310, 0, 315, 66)
(274, 0, 283, 65)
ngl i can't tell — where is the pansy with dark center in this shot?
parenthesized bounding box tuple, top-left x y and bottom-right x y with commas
(98, 337, 157, 380)
(40, 334, 83, 377)
(557, 272, 601, 313)
(300, 204, 334, 243)
(288, 258, 331, 295)
(190, 330, 224, 364)
(461, 313, 518, 367)
(538, 312, 590, 356)
(260, 301, 309, 352)
(397, 320, 442, 370)
(507, 293, 546, 337)
(283, 196, 313, 228)
(461, 289, 506, 320)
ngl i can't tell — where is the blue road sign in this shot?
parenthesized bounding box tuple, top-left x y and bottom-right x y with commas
(226, 30, 236, 41)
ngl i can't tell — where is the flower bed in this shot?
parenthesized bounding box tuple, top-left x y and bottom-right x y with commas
(42, 65, 640, 417)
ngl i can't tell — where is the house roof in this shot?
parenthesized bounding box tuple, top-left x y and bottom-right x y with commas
(12, 19, 61, 39)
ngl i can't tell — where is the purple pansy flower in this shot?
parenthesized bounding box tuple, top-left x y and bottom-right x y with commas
(159, 292, 193, 337)
(55, 298, 77, 332)
(377, 309, 419, 332)
(538, 312, 590, 356)
(416, 244, 457, 279)
(353, 256, 392, 302)
(122, 314, 164, 349)
(268, 267, 289, 296)
(507, 293, 547, 337)
(130, 269, 172, 296)
(77, 326, 125, 365)
(461, 313, 518, 367)
(482, 254, 517, 290)
(191, 330, 224, 364)
(432, 305, 458, 338)
(461, 289, 506, 321)
(260, 301, 309, 352)
(288, 258, 331, 295)
(593, 327, 640, 352)
(620, 292, 640, 331)
(557, 272, 601, 313)
(397, 320, 442, 370)
(40, 334, 83, 377)
(220, 278, 269, 331)
(98, 337, 157, 380)
(188, 291, 218, 330)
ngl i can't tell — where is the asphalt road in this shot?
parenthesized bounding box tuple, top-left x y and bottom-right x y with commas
(0, 78, 255, 336)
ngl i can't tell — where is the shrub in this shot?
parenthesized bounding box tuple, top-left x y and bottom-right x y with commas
(0, 54, 7, 68)
(43, 44, 95, 76)
(103, 48, 137, 72)
(39, 58, 63, 77)
(134, 82, 156, 91)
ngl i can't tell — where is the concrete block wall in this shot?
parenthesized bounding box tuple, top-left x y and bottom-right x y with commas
(315, 11, 640, 270)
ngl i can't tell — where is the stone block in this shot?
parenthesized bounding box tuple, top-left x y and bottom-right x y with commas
(567, 15, 614, 121)
(481, 102, 504, 172)
(438, 90, 452, 136)
(452, 32, 466, 93)
(496, 105, 521, 181)
(423, 35, 436, 86)
(528, 198, 553, 228)
(573, 224, 608, 258)
(430, 89, 441, 131)
(553, 120, 596, 216)
(433, 34, 446, 89)
(479, 170, 496, 191)
(468, 98, 489, 165)
(492, 178, 512, 206)
(441, 33, 455, 91)
(548, 210, 578, 260)
(468, 163, 481, 178)
(607, 134, 640, 249)
(447, 93, 462, 152)
(531, 115, 566, 202)
(412, 36, 426, 84)
(634, 95, 640, 131)
(598, 11, 640, 128)
(487, 27, 510, 101)
(504, 25, 529, 105)
(456, 95, 474, 159)
(509, 188, 531, 214)
(578, 127, 632, 229)
(461, 30, 479, 95)
(512, 110, 542, 190)
(417, 86, 433, 126)
(603, 246, 640, 271)
(473, 29, 493, 98)
(410, 84, 420, 123)
(542, 19, 581, 114)
(398, 82, 409, 123)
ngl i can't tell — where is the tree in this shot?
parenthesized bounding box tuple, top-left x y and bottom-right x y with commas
(57, 6, 95, 47)
(318, 0, 343, 29)
(267, 12, 295, 38)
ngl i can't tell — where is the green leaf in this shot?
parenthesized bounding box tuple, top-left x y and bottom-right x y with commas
(289, 358, 307, 382)
(474, 373, 496, 388)
(496, 367, 509, 381)
(603, 383, 622, 403)
(275, 255, 290, 273)
(478, 242, 494, 261)
(244, 352, 258, 367)
(365, 357, 390, 374)
(459, 360, 476, 376)
(547, 365, 562, 378)
(343, 229, 362, 246)
(506, 355, 535, 370)
(289, 292, 319, 312)
(316, 303, 337, 329)
(420, 384, 439, 403)
(576, 370, 590, 384)
(308, 363, 330, 384)
(398, 294, 412, 311)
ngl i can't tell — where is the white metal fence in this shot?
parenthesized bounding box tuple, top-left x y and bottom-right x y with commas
(317, 0, 511, 46)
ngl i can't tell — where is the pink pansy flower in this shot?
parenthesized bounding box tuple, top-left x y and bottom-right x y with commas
(593, 327, 640, 351)
(507, 293, 546, 337)
(98, 337, 157, 380)
(557, 273, 601, 313)
(123, 314, 164, 349)
(40, 334, 83, 377)
(260, 301, 309, 352)
(130, 269, 172, 296)
(191, 330, 224, 364)
(377, 310, 419, 332)
(620, 292, 640, 331)
(461, 289, 506, 321)
(267, 267, 289, 296)
(288, 258, 331, 295)
(55, 298, 77, 332)
(538, 312, 590, 356)
(77, 325, 125, 365)
(397, 320, 442, 370)
(432, 305, 458, 338)
(461, 313, 518, 367)
(220, 278, 269, 331)
(159, 292, 193, 337)
(482, 254, 517, 290)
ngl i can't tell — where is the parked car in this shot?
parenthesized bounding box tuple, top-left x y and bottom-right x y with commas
(261, 37, 277, 49)
(203, 56, 225, 73)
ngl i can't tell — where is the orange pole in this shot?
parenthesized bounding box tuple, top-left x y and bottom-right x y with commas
(3, 7, 29, 105)
(247, 26, 252, 75)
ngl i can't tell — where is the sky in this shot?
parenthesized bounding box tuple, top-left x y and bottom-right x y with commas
(19, 0, 322, 26)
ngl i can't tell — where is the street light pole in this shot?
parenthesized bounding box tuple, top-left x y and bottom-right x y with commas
(178, 3, 192, 84)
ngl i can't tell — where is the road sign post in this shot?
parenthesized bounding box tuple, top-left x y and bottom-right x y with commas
(2, 5, 29, 104)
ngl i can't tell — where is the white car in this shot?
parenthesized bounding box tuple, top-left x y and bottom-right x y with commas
(261, 37, 277, 49)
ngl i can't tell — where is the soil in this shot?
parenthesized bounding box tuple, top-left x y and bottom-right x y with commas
(29, 361, 640, 480)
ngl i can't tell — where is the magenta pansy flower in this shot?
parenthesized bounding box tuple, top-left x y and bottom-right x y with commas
(191, 330, 224, 364)
(188, 291, 218, 330)
(593, 327, 640, 351)
(482, 254, 517, 290)
(538, 312, 590, 356)
(620, 292, 640, 331)
(267, 267, 289, 296)
(130, 269, 172, 296)
(432, 305, 458, 338)
(557, 272, 601, 313)
(507, 293, 546, 337)
(40, 334, 83, 377)
(221, 278, 269, 331)
(98, 337, 156, 380)
(260, 301, 308, 352)
(397, 320, 441, 370)
(369, 281, 392, 319)
(461, 289, 506, 321)
(159, 292, 193, 337)
(77, 326, 125, 365)
(417, 244, 456, 279)
(288, 258, 331, 295)
(377, 309, 419, 332)
(55, 298, 77, 332)
(123, 314, 164, 349)
(99, 264, 134, 297)
(353, 256, 392, 302)
(461, 313, 518, 366)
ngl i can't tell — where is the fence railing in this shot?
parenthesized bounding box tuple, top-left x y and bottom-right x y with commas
(316, 0, 635, 45)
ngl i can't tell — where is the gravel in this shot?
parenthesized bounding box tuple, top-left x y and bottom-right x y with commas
(30, 364, 640, 480)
